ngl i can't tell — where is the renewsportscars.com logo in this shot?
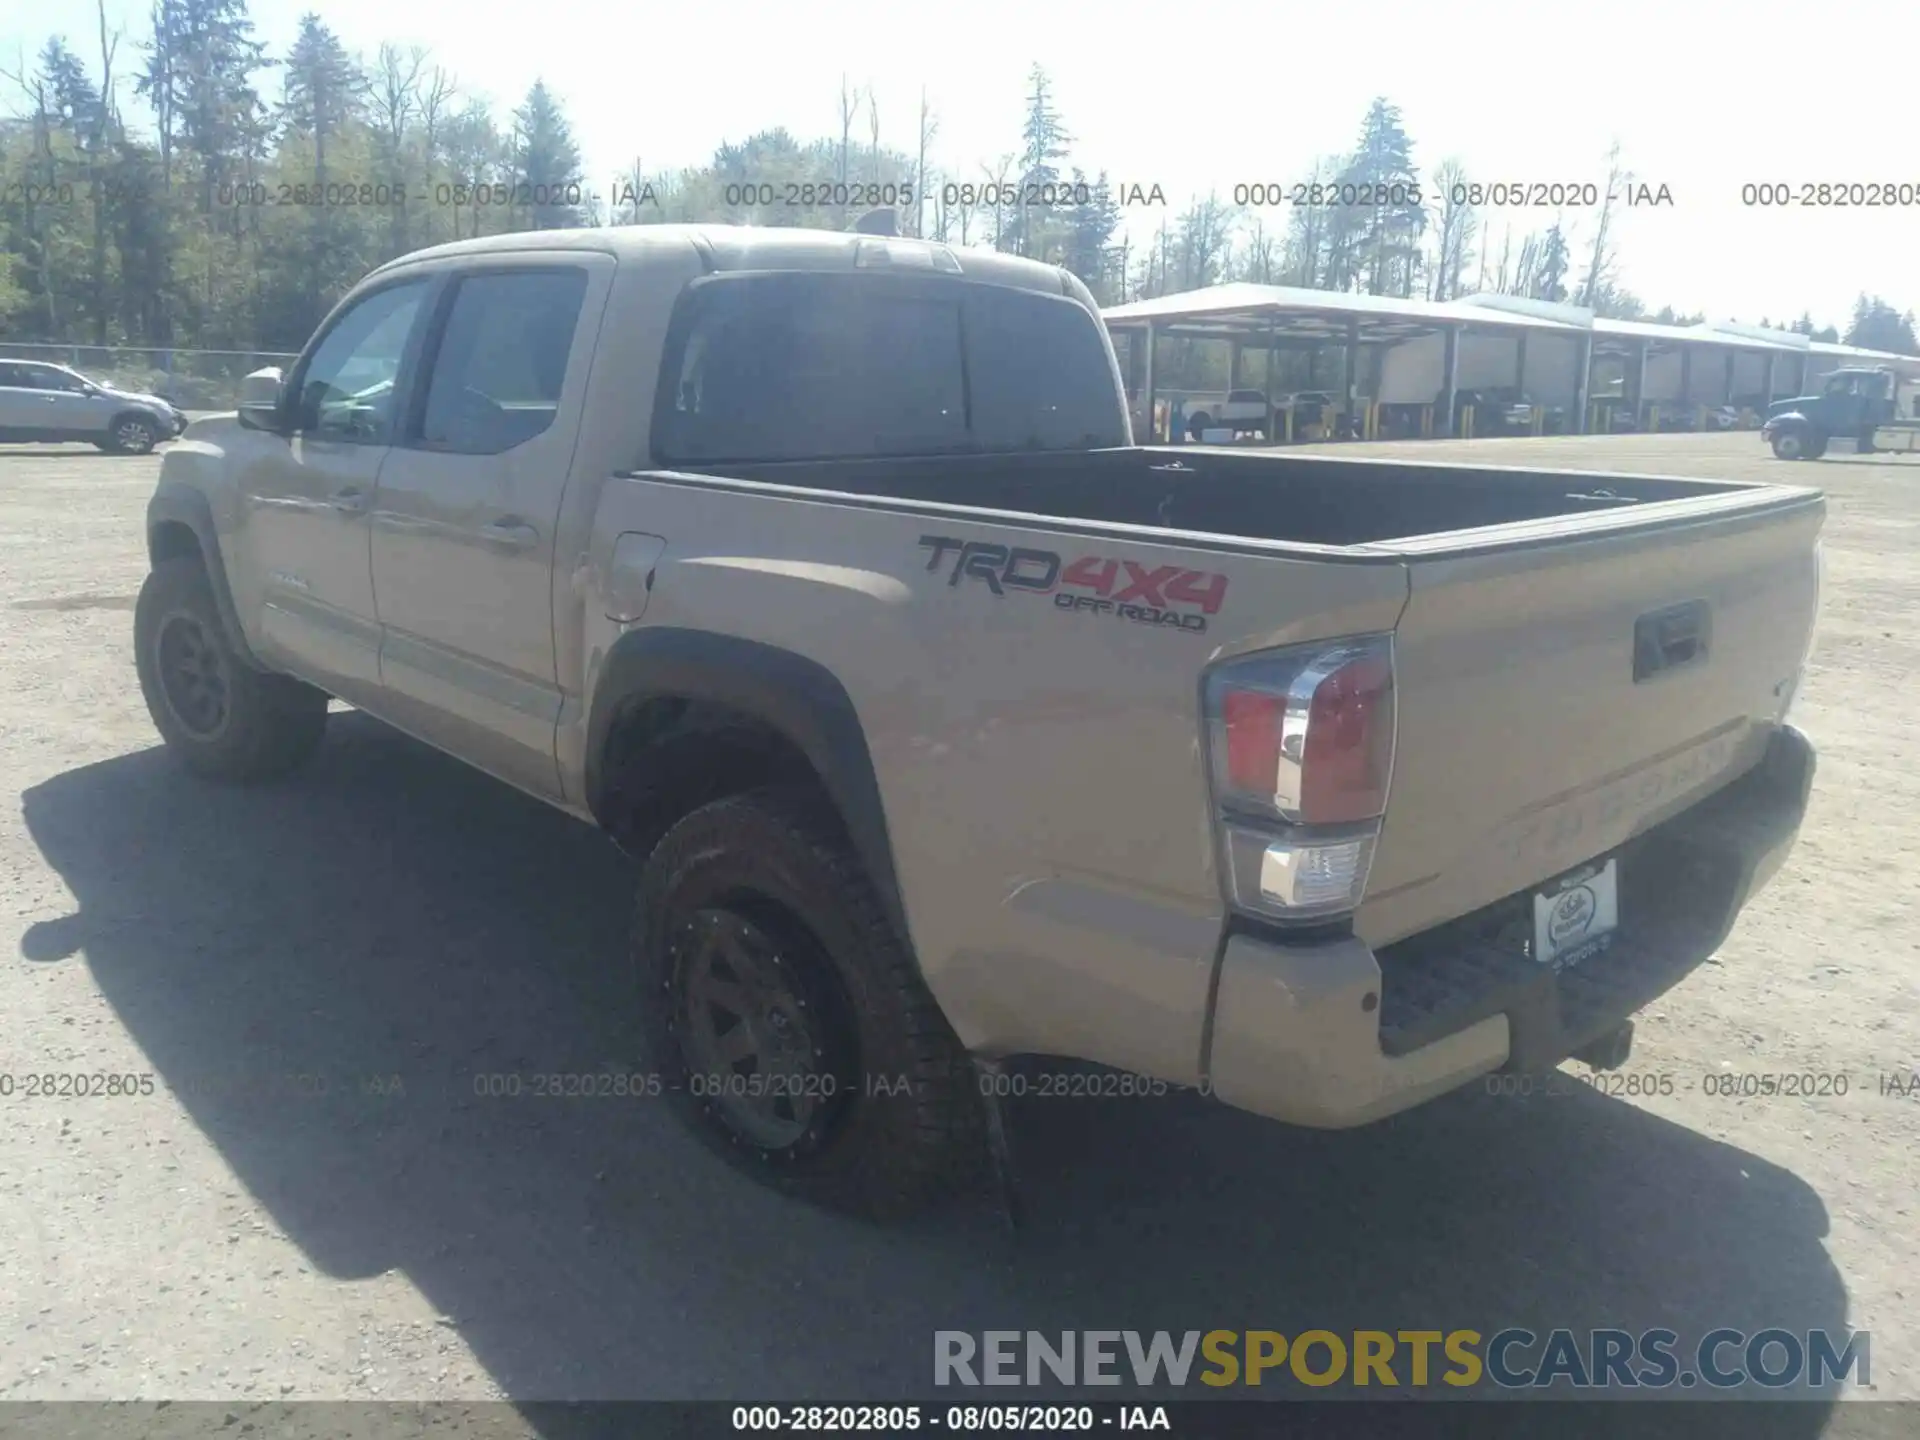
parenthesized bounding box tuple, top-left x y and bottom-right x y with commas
(934, 1328, 1870, 1391)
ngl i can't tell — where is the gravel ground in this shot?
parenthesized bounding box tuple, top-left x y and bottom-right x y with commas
(0, 433, 1914, 1427)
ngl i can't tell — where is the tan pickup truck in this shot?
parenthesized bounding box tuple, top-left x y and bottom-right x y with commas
(137, 224, 1823, 1219)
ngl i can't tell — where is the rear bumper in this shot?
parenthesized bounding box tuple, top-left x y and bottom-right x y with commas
(1204, 724, 1815, 1128)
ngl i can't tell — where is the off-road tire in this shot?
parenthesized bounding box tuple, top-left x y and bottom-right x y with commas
(135, 556, 329, 781)
(633, 786, 983, 1219)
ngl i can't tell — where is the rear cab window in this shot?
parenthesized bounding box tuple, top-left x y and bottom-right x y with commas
(415, 267, 588, 454)
(652, 271, 1126, 465)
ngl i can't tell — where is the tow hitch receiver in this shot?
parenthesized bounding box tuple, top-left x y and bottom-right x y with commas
(1573, 1021, 1635, 1072)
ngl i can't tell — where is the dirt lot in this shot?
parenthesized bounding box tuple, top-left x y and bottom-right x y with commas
(0, 433, 1915, 1422)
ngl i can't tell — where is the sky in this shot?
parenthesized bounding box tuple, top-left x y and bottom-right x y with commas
(6, 0, 1915, 330)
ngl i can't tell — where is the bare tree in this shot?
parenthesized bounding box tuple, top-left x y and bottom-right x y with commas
(979, 152, 1015, 250)
(1490, 224, 1514, 294)
(371, 42, 425, 251)
(1426, 159, 1476, 301)
(415, 65, 458, 244)
(866, 88, 879, 184)
(836, 74, 858, 226)
(88, 0, 123, 343)
(142, 0, 172, 178)
(913, 86, 937, 238)
(1576, 140, 1629, 308)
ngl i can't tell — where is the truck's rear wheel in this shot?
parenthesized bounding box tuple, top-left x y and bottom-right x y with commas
(135, 557, 329, 781)
(633, 787, 982, 1219)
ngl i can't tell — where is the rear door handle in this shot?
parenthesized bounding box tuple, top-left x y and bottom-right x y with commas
(480, 517, 540, 552)
(329, 486, 369, 515)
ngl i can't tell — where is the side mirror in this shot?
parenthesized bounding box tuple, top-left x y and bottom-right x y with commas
(237, 366, 286, 432)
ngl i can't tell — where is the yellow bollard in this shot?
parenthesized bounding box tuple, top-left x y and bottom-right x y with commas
(1460, 404, 1474, 437)
(1648, 405, 1660, 433)
(1284, 408, 1294, 444)
(1421, 404, 1433, 438)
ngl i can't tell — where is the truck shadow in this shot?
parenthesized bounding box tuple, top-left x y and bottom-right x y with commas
(19, 714, 1845, 1427)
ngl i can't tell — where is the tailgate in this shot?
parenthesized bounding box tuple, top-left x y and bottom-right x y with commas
(1360, 491, 1823, 949)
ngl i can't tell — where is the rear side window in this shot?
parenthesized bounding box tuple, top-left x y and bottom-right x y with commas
(653, 272, 1125, 464)
(418, 268, 587, 454)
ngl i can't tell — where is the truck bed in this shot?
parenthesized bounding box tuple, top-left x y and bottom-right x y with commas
(697, 446, 1759, 550)
(618, 446, 1820, 971)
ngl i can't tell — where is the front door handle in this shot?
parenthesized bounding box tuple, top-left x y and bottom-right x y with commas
(329, 486, 369, 515)
(480, 517, 539, 552)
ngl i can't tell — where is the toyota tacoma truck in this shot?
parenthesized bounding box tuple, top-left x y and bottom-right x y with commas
(135, 224, 1823, 1219)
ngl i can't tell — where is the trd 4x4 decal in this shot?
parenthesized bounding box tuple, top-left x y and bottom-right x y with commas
(917, 535, 1227, 634)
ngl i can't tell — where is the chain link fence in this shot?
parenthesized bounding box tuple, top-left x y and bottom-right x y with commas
(0, 344, 299, 412)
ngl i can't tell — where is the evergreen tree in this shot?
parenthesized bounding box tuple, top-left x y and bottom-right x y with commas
(42, 38, 106, 136)
(1336, 98, 1426, 296)
(1010, 64, 1069, 259)
(1844, 294, 1919, 354)
(513, 79, 584, 229)
(1532, 222, 1569, 302)
(1062, 169, 1120, 301)
(280, 14, 364, 178)
(141, 0, 270, 213)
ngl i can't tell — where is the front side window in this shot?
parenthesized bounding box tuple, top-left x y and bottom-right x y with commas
(294, 280, 429, 444)
(37, 368, 90, 393)
(12, 365, 84, 393)
(418, 268, 588, 455)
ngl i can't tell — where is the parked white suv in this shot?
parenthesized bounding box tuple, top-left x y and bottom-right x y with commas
(0, 359, 188, 454)
(1182, 390, 1276, 440)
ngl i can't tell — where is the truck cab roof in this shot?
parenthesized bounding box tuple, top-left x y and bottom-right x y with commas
(368, 223, 1080, 300)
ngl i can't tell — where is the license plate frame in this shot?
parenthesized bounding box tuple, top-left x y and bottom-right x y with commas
(1532, 858, 1620, 971)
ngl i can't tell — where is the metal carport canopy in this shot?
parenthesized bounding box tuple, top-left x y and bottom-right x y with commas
(1590, 317, 1805, 355)
(1102, 284, 1588, 440)
(1101, 283, 1586, 341)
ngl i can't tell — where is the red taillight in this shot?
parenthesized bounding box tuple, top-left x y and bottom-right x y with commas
(1205, 635, 1397, 923)
(1206, 638, 1395, 825)
(1222, 690, 1284, 795)
(1299, 653, 1393, 824)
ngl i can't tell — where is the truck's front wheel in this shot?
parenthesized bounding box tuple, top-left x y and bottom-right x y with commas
(633, 787, 982, 1219)
(135, 557, 329, 781)
(1771, 429, 1811, 460)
